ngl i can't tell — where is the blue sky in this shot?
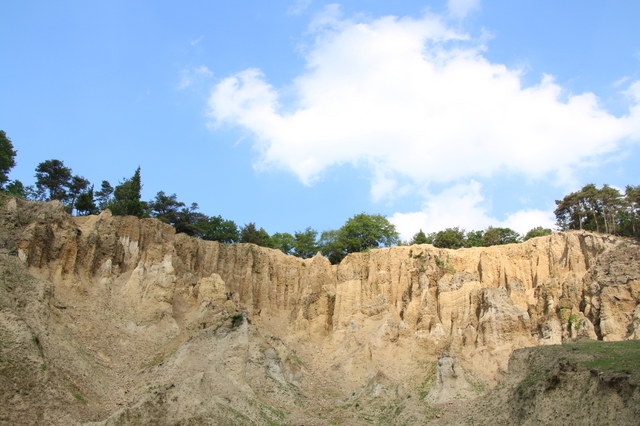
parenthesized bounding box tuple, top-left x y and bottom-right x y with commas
(2, 0, 639, 240)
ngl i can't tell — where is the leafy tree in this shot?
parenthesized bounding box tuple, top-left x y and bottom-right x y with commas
(148, 192, 206, 236)
(107, 167, 147, 218)
(433, 227, 465, 249)
(293, 227, 319, 258)
(260, 229, 273, 247)
(4, 180, 25, 197)
(523, 226, 552, 241)
(198, 215, 239, 243)
(35, 159, 72, 201)
(240, 222, 260, 244)
(318, 229, 345, 264)
(95, 181, 114, 209)
(482, 226, 521, 246)
(409, 229, 430, 245)
(34, 159, 92, 213)
(149, 191, 185, 224)
(240, 223, 272, 247)
(319, 214, 399, 264)
(555, 188, 590, 232)
(465, 230, 484, 247)
(3, 180, 37, 199)
(0, 130, 17, 189)
(67, 175, 90, 214)
(75, 186, 99, 215)
(597, 184, 623, 235)
(624, 185, 640, 237)
(339, 213, 399, 254)
(271, 232, 295, 255)
(174, 203, 207, 236)
(500, 228, 522, 244)
(555, 183, 629, 236)
(580, 183, 602, 233)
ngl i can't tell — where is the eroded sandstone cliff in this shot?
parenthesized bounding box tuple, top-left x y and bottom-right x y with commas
(2, 196, 639, 425)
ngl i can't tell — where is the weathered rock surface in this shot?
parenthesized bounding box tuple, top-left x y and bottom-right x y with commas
(2, 196, 640, 425)
(430, 340, 640, 426)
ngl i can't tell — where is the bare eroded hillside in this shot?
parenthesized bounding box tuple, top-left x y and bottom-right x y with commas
(1, 196, 640, 425)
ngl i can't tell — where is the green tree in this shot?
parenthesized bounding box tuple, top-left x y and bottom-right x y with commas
(465, 230, 484, 247)
(293, 227, 319, 258)
(318, 229, 346, 264)
(271, 232, 295, 255)
(482, 227, 521, 246)
(339, 213, 399, 254)
(433, 227, 465, 249)
(555, 190, 586, 231)
(149, 191, 185, 225)
(597, 184, 623, 235)
(35, 159, 72, 201)
(95, 181, 114, 210)
(240, 223, 272, 247)
(75, 186, 99, 215)
(409, 229, 430, 245)
(555, 184, 629, 236)
(319, 214, 399, 264)
(3, 180, 37, 199)
(198, 215, 239, 243)
(523, 226, 552, 241)
(107, 167, 147, 218)
(148, 192, 207, 236)
(67, 175, 90, 214)
(624, 185, 640, 237)
(580, 183, 602, 233)
(174, 203, 207, 236)
(0, 130, 17, 189)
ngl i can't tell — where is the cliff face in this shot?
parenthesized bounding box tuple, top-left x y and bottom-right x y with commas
(3, 196, 640, 425)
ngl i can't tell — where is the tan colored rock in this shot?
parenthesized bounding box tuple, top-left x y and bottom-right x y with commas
(3, 196, 640, 425)
(425, 353, 480, 403)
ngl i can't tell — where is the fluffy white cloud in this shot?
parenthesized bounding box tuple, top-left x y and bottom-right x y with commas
(389, 181, 556, 240)
(209, 8, 640, 192)
(501, 209, 556, 236)
(287, 0, 312, 16)
(178, 65, 213, 90)
(447, 0, 480, 19)
(208, 6, 640, 237)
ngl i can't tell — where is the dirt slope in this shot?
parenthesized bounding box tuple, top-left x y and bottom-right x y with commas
(429, 340, 640, 426)
(1, 196, 640, 425)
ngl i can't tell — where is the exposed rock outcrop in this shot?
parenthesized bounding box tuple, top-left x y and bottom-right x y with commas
(432, 340, 640, 426)
(2, 196, 640, 425)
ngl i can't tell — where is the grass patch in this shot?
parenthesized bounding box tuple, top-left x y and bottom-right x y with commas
(230, 313, 244, 328)
(290, 352, 303, 366)
(258, 405, 288, 426)
(434, 254, 455, 275)
(575, 340, 640, 376)
(216, 402, 258, 426)
(418, 361, 437, 400)
(515, 340, 640, 399)
(71, 390, 86, 402)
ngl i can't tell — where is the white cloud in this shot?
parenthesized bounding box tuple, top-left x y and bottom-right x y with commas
(389, 181, 556, 240)
(447, 0, 480, 20)
(502, 209, 556, 235)
(288, 0, 312, 16)
(178, 65, 214, 89)
(208, 7, 640, 236)
(307, 3, 347, 34)
(390, 181, 490, 239)
(209, 10, 640, 192)
(613, 76, 630, 87)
